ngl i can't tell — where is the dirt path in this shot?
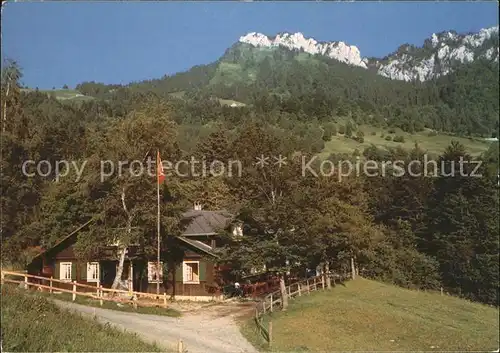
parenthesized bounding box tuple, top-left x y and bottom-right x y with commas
(54, 299, 259, 353)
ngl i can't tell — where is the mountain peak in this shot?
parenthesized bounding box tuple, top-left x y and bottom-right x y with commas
(375, 25, 499, 81)
(238, 27, 498, 82)
(239, 31, 367, 69)
(239, 32, 273, 47)
(430, 26, 498, 48)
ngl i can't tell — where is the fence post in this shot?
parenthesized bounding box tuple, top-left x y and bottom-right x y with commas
(1, 271, 4, 285)
(163, 292, 167, 308)
(298, 283, 301, 296)
(25, 274, 29, 289)
(288, 285, 291, 298)
(440, 287, 443, 296)
(321, 275, 325, 289)
(268, 321, 273, 348)
(306, 279, 310, 294)
(72, 281, 77, 301)
(270, 293, 273, 312)
(50, 277, 53, 293)
(255, 307, 259, 333)
(177, 339, 184, 353)
(99, 285, 103, 306)
(313, 277, 317, 291)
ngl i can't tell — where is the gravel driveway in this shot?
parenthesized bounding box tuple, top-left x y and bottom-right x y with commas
(54, 300, 259, 353)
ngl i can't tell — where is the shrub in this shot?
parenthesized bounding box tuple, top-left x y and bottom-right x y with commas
(388, 128, 396, 134)
(414, 121, 425, 132)
(393, 135, 405, 143)
(338, 125, 346, 134)
(385, 135, 393, 141)
(322, 123, 337, 141)
(345, 123, 354, 137)
(371, 131, 377, 136)
(363, 144, 389, 160)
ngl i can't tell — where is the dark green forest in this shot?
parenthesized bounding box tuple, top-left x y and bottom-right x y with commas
(1, 48, 499, 306)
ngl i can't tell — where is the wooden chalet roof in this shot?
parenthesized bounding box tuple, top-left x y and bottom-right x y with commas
(28, 209, 234, 264)
(177, 236, 218, 257)
(28, 219, 93, 264)
(181, 210, 234, 236)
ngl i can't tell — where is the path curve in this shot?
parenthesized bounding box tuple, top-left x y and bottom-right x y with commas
(54, 300, 259, 353)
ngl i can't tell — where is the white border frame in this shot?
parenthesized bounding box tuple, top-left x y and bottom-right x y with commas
(183, 261, 200, 284)
(86, 262, 100, 283)
(59, 261, 72, 281)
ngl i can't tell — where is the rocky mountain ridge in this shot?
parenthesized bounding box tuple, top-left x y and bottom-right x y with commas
(239, 26, 499, 82)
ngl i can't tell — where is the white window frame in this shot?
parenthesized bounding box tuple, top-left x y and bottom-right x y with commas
(183, 261, 200, 284)
(232, 224, 243, 237)
(59, 262, 72, 281)
(148, 261, 163, 283)
(86, 262, 100, 282)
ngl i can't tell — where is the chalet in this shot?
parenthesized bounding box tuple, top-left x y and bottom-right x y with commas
(27, 205, 241, 300)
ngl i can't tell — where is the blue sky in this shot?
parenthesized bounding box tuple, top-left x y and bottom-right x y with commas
(2, 1, 498, 89)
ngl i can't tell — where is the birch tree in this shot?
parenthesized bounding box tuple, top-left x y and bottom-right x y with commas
(85, 97, 182, 290)
(1, 59, 22, 133)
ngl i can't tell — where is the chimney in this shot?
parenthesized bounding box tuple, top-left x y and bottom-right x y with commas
(194, 201, 202, 211)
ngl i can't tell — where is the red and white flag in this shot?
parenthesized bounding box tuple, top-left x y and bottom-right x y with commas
(157, 150, 165, 184)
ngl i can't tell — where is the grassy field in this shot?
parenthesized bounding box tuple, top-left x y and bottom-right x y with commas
(168, 90, 186, 99)
(242, 278, 499, 352)
(36, 290, 181, 317)
(21, 88, 94, 102)
(168, 90, 246, 107)
(1, 285, 163, 352)
(319, 123, 493, 159)
(210, 62, 249, 86)
(218, 98, 246, 107)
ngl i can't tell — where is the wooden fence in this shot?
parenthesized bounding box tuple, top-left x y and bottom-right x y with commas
(254, 272, 351, 347)
(1, 269, 171, 309)
(243, 277, 281, 298)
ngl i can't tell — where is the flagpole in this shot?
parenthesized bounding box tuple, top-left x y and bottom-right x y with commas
(156, 150, 161, 296)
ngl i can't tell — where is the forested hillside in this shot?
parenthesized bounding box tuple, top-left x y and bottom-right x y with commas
(2, 26, 499, 310)
(75, 37, 499, 137)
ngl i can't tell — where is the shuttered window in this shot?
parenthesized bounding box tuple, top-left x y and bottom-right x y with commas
(80, 262, 87, 280)
(175, 264, 183, 281)
(200, 261, 206, 281)
(183, 261, 200, 284)
(87, 262, 100, 282)
(59, 262, 72, 281)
